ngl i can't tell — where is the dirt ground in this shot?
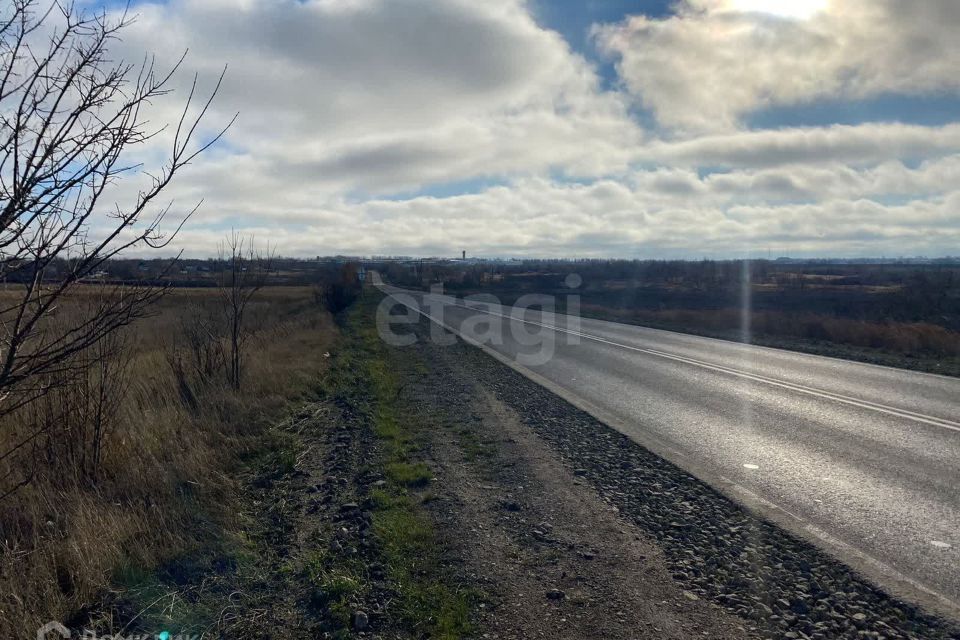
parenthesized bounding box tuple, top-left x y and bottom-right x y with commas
(392, 311, 957, 640)
(425, 389, 752, 639)
(77, 300, 956, 640)
(393, 320, 755, 639)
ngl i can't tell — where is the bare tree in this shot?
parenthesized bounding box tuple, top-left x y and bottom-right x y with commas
(218, 232, 272, 390)
(0, 0, 234, 419)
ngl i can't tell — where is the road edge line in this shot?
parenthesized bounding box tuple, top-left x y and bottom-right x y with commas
(380, 286, 960, 623)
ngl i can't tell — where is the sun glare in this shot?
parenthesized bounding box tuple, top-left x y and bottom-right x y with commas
(727, 0, 827, 19)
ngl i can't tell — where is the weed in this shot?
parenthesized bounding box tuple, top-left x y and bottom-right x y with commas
(0, 287, 337, 635)
(326, 297, 473, 639)
(385, 461, 432, 487)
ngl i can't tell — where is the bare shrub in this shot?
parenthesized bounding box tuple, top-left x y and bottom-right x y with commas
(320, 262, 363, 314)
(164, 301, 228, 412)
(182, 304, 228, 380)
(0, 288, 335, 634)
(0, 0, 231, 488)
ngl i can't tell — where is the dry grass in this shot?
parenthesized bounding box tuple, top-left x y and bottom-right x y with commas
(0, 286, 335, 637)
(581, 304, 960, 358)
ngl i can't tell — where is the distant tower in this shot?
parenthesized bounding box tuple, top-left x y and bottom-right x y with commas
(462, 250, 466, 260)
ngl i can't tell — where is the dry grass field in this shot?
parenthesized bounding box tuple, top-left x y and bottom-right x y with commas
(580, 305, 960, 357)
(0, 285, 336, 636)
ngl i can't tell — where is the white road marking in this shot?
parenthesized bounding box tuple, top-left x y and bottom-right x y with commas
(437, 297, 960, 434)
(378, 286, 960, 616)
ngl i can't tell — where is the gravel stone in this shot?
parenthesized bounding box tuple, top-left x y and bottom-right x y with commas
(441, 322, 960, 640)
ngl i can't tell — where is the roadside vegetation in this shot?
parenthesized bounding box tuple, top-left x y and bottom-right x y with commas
(0, 284, 338, 635)
(321, 296, 473, 638)
(0, 285, 472, 638)
(0, 5, 382, 633)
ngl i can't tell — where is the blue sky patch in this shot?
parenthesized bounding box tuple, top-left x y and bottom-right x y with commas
(747, 93, 960, 130)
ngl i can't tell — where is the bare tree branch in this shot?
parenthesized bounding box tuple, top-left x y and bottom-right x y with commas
(218, 231, 273, 390)
(0, 0, 230, 426)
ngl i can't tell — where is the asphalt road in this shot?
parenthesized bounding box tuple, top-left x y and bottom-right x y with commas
(375, 281, 960, 618)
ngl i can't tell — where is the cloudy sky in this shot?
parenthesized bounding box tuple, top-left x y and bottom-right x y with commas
(87, 0, 960, 258)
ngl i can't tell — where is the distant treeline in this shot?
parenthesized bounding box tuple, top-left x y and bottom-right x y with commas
(382, 259, 960, 370)
(386, 259, 960, 330)
(2, 256, 372, 288)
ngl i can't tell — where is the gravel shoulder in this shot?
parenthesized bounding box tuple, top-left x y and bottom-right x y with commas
(400, 310, 960, 640)
(79, 297, 959, 639)
(406, 343, 751, 638)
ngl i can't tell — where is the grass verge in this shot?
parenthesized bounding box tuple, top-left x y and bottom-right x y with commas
(325, 295, 473, 639)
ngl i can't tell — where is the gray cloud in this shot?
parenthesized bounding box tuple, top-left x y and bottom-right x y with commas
(643, 124, 960, 168)
(116, 0, 639, 181)
(81, 0, 960, 258)
(594, 0, 960, 132)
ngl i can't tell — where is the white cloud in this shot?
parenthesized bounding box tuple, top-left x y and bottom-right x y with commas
(70, 0, 960, 259)
(155, 156, 960, 259)
(642, 123, 960, 168)
(594, 0, 960, 132)
(114, 0, 641, 196)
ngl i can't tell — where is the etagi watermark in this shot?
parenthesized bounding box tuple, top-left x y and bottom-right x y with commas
(375, 274, 583, 366)
(37, 622, 195, 640)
